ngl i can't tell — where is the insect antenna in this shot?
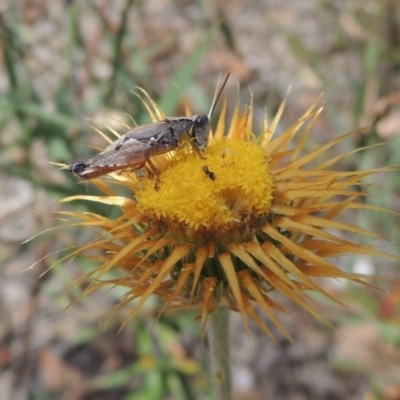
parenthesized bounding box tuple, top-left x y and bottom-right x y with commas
(208, 72, 230, 119)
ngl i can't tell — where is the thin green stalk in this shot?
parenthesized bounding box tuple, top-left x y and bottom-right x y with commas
(207, 306, 232, 400)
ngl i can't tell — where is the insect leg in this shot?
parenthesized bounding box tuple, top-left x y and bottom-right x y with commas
(189, 127, 207, 159)
(192, 143, 207, 159)
(140, 147, 162, 189)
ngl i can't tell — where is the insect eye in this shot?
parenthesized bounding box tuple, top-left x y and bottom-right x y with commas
(196, 115, 207, 124)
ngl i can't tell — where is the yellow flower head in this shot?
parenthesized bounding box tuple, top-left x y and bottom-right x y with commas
(138, 139, 273, 239)
(61, 89, 394, 340)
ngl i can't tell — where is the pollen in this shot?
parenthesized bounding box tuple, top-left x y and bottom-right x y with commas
(136, 139, 274, 236)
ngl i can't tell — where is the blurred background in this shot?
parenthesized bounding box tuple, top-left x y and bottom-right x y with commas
(1, 1, 400, 399)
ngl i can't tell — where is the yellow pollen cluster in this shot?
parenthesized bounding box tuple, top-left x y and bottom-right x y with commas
(136, 139, 274, 231)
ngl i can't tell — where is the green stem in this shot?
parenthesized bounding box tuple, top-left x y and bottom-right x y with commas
(206, 306, 232, 400)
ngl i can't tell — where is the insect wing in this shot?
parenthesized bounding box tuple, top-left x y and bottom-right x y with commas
(88, 140, 149, 168)
(71, 140, 150, 180)
(101, 121, 170, 154)
(69, 121, 176, 180)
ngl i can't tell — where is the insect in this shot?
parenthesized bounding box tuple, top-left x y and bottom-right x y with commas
(202, 165, 216, 180)
(68, 73, 230, 180)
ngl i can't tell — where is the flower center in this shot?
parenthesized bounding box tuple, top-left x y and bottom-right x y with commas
(136, 139, 274, 243)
